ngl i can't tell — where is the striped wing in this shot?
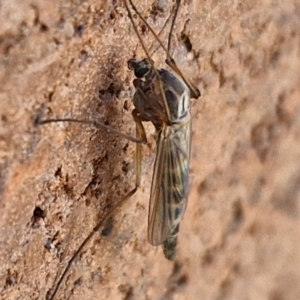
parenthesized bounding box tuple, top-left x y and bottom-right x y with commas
(147, 121, 191, 246)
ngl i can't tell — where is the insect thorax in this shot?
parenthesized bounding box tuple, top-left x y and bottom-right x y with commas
(128, 58, 191, 127)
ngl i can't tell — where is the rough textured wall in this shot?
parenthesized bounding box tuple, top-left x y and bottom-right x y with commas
(1, 0, 300, 299)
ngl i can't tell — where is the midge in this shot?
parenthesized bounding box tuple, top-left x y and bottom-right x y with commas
(40, 0, 200, 299)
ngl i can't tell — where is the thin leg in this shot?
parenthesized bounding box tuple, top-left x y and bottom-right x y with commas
(127, 0, 171, 60)
(38, 118, 144, 144)
(47, 112, 147, 300)
(126, 0, 200, 99)
(167, 0, 181, 54)
(149, 5, 175, 55)
(165, 0, 201, 99)
(132, 109, 147, 188)
(124, 0, 172, 123)
(47, 192, 137, 300)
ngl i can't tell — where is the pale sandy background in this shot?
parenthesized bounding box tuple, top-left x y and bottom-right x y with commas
(1, 0, 300, 299)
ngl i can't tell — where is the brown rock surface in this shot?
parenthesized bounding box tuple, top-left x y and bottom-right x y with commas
(1, 0, 300, 299)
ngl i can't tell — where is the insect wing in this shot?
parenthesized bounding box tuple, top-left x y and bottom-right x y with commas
(148, 120, 191, 246)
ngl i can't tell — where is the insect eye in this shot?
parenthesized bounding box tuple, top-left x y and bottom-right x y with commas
(134, 66, 150, 78)
(127, 58, 151, 78)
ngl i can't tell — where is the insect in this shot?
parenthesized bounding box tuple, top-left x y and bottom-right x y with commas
(40, 0, 200, 299)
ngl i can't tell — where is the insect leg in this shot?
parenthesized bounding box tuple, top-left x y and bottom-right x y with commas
(132, 109, 147, 189)
(127, 0, 200, 99)
(167, 0, 181, 54)
(149, 4, 176, 55)
(165, 0, 201, 99)
(124, 0, 172, 123)
(38, 118, 144, 144)
(46, 114, 147, 300)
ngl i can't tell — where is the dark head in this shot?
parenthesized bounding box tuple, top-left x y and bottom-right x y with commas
(127, 58, 154, 78)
